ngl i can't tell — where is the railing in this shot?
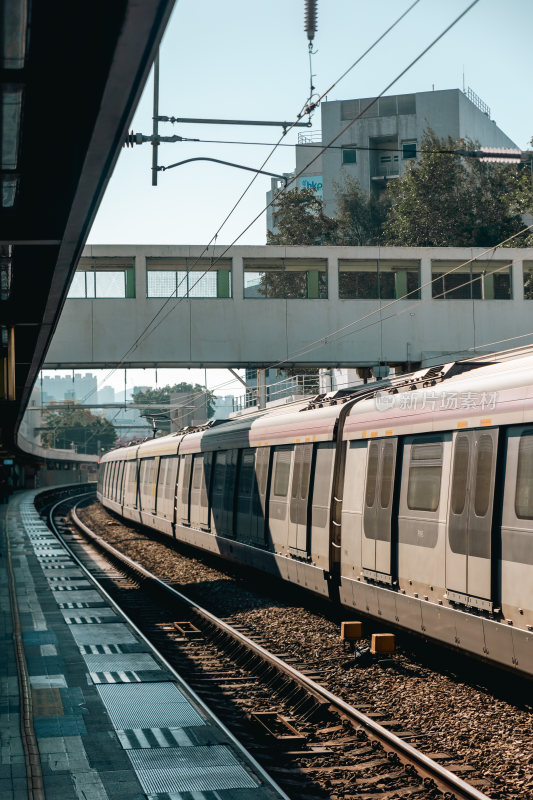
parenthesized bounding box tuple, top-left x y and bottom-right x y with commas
(465, 86, 490, 118)
(371, 163, 400, 179)
(298, 130, 322, 145)
(232, 373, 320, 413)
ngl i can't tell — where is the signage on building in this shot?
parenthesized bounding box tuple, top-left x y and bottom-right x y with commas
(299, 176, 323, 198)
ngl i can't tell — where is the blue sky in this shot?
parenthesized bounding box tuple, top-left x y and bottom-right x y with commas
(88, 0, 533, 249)
(76, 0, 533, 398)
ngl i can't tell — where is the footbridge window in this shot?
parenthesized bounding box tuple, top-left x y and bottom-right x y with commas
(339, 259, 420, 300)
(523, 262, 533, 300)
(432, 260, 511, 300)
(146, 257, 232, 298)
(67, 258, 135, 298)
(243, 258, 327, 299)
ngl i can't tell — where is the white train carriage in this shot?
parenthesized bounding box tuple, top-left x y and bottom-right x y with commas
(98, 347, 533, 677)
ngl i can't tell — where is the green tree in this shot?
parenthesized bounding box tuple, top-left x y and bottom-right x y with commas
(334, 177, 389, 245)
(41, 403, 117, 454)
(132, 383, 215, 434)
(383, 129, 533, 247)
(267, 187, 339, 245)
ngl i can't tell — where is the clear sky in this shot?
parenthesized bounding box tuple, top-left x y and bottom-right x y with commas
(88, 0, 533, 249)
(78, 0, 533, 398)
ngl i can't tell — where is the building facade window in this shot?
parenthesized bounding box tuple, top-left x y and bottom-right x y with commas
(402, 140, 417, 159)
(338, 259, 420, 300)
(342, 147, 357, 164)
(146, 257, 231, 298)
(243, 258, 327, 299)
(67, 259, 135, 298)
(432, 260, 511, 300)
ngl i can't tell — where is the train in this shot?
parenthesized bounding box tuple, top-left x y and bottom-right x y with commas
(97, 346, 533, 677)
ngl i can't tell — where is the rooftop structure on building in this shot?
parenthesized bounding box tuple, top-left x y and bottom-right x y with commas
(267, 88, 517, 232)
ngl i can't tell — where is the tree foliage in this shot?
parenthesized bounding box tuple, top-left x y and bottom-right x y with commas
(267, 187, 339, 245)
(132, 383, 215, 433)
(383, 129, 533, 247)
(41, 403, 117, 454)
(266, 130, 533, 249)
(334, 177, 389, 245)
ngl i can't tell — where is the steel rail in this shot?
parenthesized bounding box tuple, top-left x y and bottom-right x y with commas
(66, 501, 492, 800)
(46, 492, 290, 800)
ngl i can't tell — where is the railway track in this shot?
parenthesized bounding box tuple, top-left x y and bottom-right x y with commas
(43, 490, 495, 800)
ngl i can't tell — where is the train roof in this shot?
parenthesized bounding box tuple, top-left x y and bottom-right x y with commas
(344, 347, 533, 439)
(99, 345, 533, 461)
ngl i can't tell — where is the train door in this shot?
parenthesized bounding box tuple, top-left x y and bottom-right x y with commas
(236, 448, 256, 540)
(190, 453, 213, 529)
(251, 447, 270, 546)
(362, 439, 398, 581)
(268, 446, 293, 553)
(446, 429, 498, 606)
(288, 444, 313, 556)
(211, 449, 237, 537)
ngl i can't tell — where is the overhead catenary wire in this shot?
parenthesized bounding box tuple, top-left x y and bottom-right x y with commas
(130, 0, 482, 356)
(76, 0, 426, 408)
(117, 219, 533, 415)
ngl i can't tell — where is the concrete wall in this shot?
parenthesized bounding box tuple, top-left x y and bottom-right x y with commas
(44, 244, 533, 370)
(301, 89, 517, 216)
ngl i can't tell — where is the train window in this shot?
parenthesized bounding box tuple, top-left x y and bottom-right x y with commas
(407, 439, 443, 512)
(256, 448, 270, 497)
(180, 455, 192, 504)
(365, 443, 379, 507)
(380, 442, 394, 508)
(157, 457, 168, 498)
(474, 435, 493, 517)
(213, 452, 226, 493)
(167, 457, 179, 502)
(273, 448, 292, 498)
(311, 444, 335, 531)
(291, 454, 301, 499)
(239, 450, 255, 497)
(300, 448, 312, 500)
(192, 457, 203, 491)
(224, 450, 238, 512)
(451, 435, 469, 514)
(515, 431, 533, 519)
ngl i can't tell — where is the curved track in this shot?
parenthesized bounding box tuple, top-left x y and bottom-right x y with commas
(44, 489, 495, 800)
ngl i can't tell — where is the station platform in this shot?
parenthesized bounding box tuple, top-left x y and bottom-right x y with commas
(0, 490, 286, 800)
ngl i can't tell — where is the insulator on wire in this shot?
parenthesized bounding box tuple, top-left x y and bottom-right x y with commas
(305, 0, 317, 43)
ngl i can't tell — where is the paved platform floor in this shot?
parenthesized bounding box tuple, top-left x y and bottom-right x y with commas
(0, 491, 285, 800)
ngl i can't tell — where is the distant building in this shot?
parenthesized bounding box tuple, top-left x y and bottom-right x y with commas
(213, 395, 235, 420)
(267, 87, 517, 231)
(169, 391, 208, 431)
(97, 385, 115, 404)
(41, 372, 97, 404)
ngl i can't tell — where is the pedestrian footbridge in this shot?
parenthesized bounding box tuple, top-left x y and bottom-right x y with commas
(44, 244, 533, 370)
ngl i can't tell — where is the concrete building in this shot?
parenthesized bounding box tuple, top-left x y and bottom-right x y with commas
(267, 87, 517, 230)
(213, 395, 235, 420)
(97, 385, 115, 404)
(169, 390, 208, 431)
(40, 373, 97, 405)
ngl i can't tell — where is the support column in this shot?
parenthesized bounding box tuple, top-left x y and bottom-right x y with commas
(512, 255, 524, 300)
(135, 250, 146, 300)
(232, 255, 243, 301)
(328, 253, 339, 300)
(420, 255, 432, 301)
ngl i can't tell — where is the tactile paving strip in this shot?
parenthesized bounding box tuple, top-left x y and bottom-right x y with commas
(84, 653, 162, 673)
(69, 623, 138, 646)
(96, 683, 205, 729)
(126, 746, 259, 793)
